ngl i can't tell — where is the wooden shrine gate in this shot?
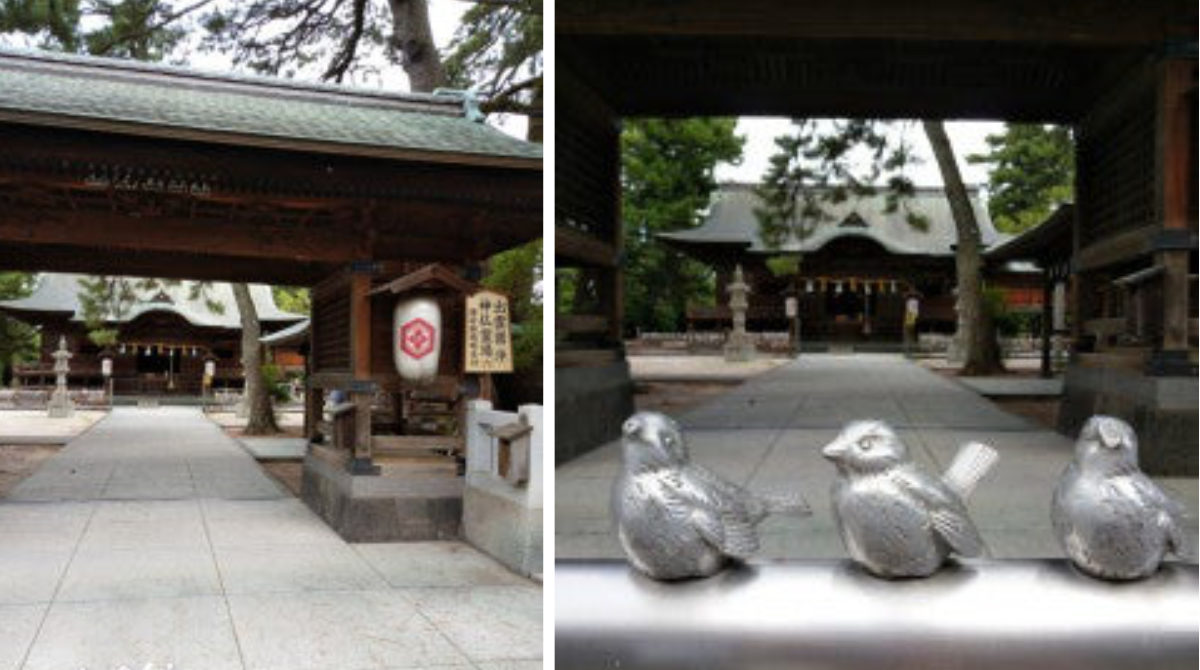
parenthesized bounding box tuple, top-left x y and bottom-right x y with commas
(555, 0, 1196, 473)
(0, 49, 542, 537)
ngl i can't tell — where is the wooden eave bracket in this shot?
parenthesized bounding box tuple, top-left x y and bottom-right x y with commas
(367, 263, 479, 297)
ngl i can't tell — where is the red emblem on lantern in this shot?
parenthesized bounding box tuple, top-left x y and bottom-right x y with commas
(399, 318, 436, 359)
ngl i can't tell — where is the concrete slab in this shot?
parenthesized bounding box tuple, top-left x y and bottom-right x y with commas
(0, 405, 541, 669)
(0, 409, 107, 442)
(0, 603, 48, 670)
(957, 376, 1064, 397)
(9, 407, 286, 502)
(558, 354, 1199, 562)
(407, 584, 543, 663)
(0, 550, 72, 605)
(354, 542, 527, 588)
(57, 546, 222, 602)
(238, 436, 307, 460)
(24, 596, 243, 670)
(214, 543, 385, 595)
(630, 354, 789, 382)
(226, 589, 469, 670)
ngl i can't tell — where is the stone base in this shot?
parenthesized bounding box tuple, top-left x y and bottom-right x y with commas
(555, 359, 635, 463)
(301, 445, 463, 542)
(463, 474, 542, 578)
(47, 391, 74, 418)
(723, 334, 756, 362)
(46, 403, 75, 418)
(1059, 362, 1198, 476)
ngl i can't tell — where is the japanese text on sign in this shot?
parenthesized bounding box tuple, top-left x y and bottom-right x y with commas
(464, 290, 514, 373)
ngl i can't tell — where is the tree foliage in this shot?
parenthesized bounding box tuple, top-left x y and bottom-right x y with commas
(443, 0, 541, 135)
(0, 271, 38, 383)
(621, 118, 745, 333)
(757, 118, 1003, 374)
(481, 238, 541, 371)
(272, 286, 311, 315)
(967, 123, 1074, 233)
(756, 119, 924, 249)
(75, 276, 222, 346)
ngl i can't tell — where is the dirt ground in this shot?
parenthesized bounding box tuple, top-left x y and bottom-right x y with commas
(926, 365, 1060, 431)
(223, 425, 305, 439)
(991, 398, 1060, 431)
(260, 459, 303, 496)
(634, 380, 743, 415)
(0, 444, 61, 497)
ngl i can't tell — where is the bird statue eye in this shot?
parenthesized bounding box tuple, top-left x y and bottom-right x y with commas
(858, 436, 874, 451)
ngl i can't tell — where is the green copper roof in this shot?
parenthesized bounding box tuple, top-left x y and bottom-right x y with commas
(0, 49, 541, 166)
(661, 183, 1006, 256)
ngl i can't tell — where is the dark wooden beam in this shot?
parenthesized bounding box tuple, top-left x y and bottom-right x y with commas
(559, 0, 1194, 45)
(556, 226, 618, 267)
(0, 241, 333, 285)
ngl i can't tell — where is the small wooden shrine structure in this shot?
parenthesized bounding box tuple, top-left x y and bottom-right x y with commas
(0, 48, 541, 537)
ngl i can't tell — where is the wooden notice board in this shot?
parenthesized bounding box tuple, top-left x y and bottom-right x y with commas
(464, 290, 514, 373)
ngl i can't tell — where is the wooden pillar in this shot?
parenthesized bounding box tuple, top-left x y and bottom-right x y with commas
(1151, 58, 1195, 374)
(348, 267, 379, 474)
(1040, 271, 1054, 378)
(304, 384, 323, 442)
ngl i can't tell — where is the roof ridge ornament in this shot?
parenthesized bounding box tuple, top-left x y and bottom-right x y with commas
(433, 87, 485, 123)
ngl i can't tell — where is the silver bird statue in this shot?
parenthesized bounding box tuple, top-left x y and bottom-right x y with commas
(1052, 415, 1196, 580)
(613, 411, 812, 580)
(823, 420, 998, 578)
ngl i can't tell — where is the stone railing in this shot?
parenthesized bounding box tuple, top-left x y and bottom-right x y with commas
(462, 401, 543, 578)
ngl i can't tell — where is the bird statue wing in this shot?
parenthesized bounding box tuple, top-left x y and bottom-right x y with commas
(1112, 475, 1197, 562)
(670, 466, 763, 558)
(892, 467, 987, 558)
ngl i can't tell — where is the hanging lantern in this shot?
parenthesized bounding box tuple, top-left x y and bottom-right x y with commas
(805, 279, 814, 293)
(865, 282, 872, 296)
(393, 296, 442, 384)
(835, 281, 843, 295)
(204, 358, 216, 378)
(119, 343, 126, 355)
(890, 280, 898, 294)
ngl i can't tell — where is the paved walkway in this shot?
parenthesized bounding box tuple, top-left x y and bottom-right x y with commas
(557, 354, 1198, 561)
(1, 407, 540, 670)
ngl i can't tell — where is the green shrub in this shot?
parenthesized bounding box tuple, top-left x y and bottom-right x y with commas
(260, 363, 292, 403)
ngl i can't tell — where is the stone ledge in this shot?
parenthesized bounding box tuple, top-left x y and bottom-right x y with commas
(301, 446, 463, 542)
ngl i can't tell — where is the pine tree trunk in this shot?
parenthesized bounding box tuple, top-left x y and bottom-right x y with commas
(527, 79, 543, 143)
(388, 0, 445, 93)
(921, 121, 1004, 376)
(232, 283, 278, 435)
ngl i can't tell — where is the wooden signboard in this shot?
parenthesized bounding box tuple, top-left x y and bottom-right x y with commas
(464, 290, 514, 373)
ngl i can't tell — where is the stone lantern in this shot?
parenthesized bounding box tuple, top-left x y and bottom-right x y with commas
(47, 336, 74, 418)
(723, 264, 755, 362)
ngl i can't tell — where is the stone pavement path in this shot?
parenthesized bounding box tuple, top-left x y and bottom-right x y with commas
(1, 407, 540, 670)
(557, 354, 1198, 562)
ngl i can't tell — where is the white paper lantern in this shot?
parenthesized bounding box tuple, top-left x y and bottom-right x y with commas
(393, 297, 442, 384)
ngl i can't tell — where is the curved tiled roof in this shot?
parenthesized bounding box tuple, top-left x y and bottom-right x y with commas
(0, 48, 540, 166)
(661, 183, 1006, 256)
(0, 273, 304, 328)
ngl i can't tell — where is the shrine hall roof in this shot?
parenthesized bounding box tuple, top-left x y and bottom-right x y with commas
(661, 183, 1005, 257)
(0, 48, 540, 167)
(0, 273, 304, 329)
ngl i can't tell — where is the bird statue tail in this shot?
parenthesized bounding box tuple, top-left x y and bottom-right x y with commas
(761, 492, 813, 517)
(941, 441, 998, 500)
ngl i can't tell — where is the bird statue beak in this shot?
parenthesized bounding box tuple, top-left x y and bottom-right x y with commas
(821, 440, 846, 461)
(622, 419, 640, 437)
